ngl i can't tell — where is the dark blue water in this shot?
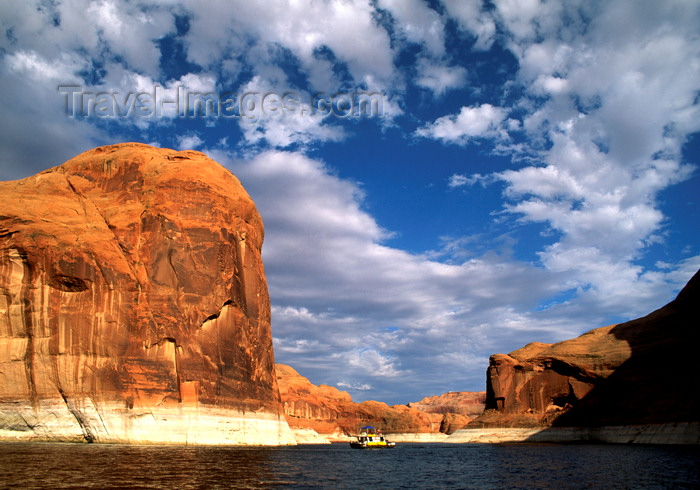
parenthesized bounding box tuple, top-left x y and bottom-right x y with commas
(1, 442, 698, 489)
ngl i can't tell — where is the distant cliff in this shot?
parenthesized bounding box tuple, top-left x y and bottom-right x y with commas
(408, 391, 486, 418)
(464, 269, 700, 441)
(0, 143, 295, 445)
(276, 364, 475, 440)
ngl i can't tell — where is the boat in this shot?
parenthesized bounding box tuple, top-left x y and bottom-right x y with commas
(349, 426, 396, 448)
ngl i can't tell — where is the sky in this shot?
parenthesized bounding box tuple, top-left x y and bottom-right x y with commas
(1, 0, 699, 405)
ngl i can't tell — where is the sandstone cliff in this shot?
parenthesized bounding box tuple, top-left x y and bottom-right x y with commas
(0, 143, 295, 445)
(468, 269, 700, 434)
(407, 392, 484, 435)
(408, 391, 486, 418)
(276, 364, 477, 440)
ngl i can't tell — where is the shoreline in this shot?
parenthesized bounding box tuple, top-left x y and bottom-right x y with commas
(3, 420, 697, 446)
(0, 401, 297, 446)
(445, 422, 700, 445)
(291, 422, 700, 445)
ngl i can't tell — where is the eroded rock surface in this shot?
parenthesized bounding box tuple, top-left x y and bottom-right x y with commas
(472, 270, 700, 431)
(0, 143, 295, 444)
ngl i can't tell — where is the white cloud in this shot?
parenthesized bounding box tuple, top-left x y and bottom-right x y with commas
(1, 1, 398, 155)
(447, 173, 491, 189)
(486, 1, 700, 301)
(441, 0, 496, 50)
(494, 0, 564, 43)
(1, 0, 172, 78)
(377, 0, 446, 56)
(176, 133, 203, 150)
(415, 58, 468, 96)
(87, 0, 173, 76)
(0, 51, 104, 179)
(5, 50, 85, 81)
(447, 174, 472, 189)
(342, 348, 403, 378)
(181, 0, 395, 90)
(274, 336, 324, 355)
(0, 1, 177, 176)
(415, 104, 509, 144)
(235, 76, 346, 148)
(337, 381, 372, 391)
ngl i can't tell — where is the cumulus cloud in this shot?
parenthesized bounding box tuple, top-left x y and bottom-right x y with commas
(415, 58, 468, 96)
(0, 0, 398, 162)
(416, 0, 700, 322)
(415, 104, 510, 144)
(341, 348, 403, 378)
(86, 0, 173, 76)
(0, 0, 172, 78)
(181, 0, 395, 90)
(176, 133, 203, 151)
(0, 1, 176, 176)
(235, 76, 346, 148)
(0, 51, 102, 179)
(6, 50, 85, 81)
(486, 1, 700, 309)
(377, 0, 446, 56)
(441, 0, 496, 50)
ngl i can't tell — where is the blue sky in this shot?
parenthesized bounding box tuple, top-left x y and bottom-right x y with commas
(1, 0, 699, 405)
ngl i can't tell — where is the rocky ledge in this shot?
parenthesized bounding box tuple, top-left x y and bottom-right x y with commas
(0, 143, 295, 445)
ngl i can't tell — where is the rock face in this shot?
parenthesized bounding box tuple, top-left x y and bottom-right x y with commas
(408, 391, 486, 418)
(0, 143, 295, 444)
(408, 392, 485, 435)
(471, 270, 700, 433)
(276, 364, 475, 440)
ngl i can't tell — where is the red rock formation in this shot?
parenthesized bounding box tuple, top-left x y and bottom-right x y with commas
(0, 143, 295, 444)
(276, 363, 467, 437)
(439, 413, 473, 435)
(406, 391, 485, 434)
(409, 391, 486, 418)
(276, 363, 352, 420)
(472, 270, 700, 429)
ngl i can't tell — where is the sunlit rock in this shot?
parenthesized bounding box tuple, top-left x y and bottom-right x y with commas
(0, 143, 295, 445)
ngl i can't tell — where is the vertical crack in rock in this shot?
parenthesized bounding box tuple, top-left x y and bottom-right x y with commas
(235, 231, 248, 314)
(199, 302, 232, 384)
(145, 337, 182, 403)
(22, 298, 37, 411)
(62, 174, 143, 291)
(17, 253, 39, 412)
(86, 392, 109, 435)
(166, 248, 183, 315)
(164, 337, 182, 403)
(57, 388, 95, 443)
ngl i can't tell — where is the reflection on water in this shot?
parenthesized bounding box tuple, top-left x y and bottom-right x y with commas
(0, 442, 698, 488)
(0, 444, 279, 489)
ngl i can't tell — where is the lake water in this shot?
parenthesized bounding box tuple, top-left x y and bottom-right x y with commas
(1, 442, 698, 489)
